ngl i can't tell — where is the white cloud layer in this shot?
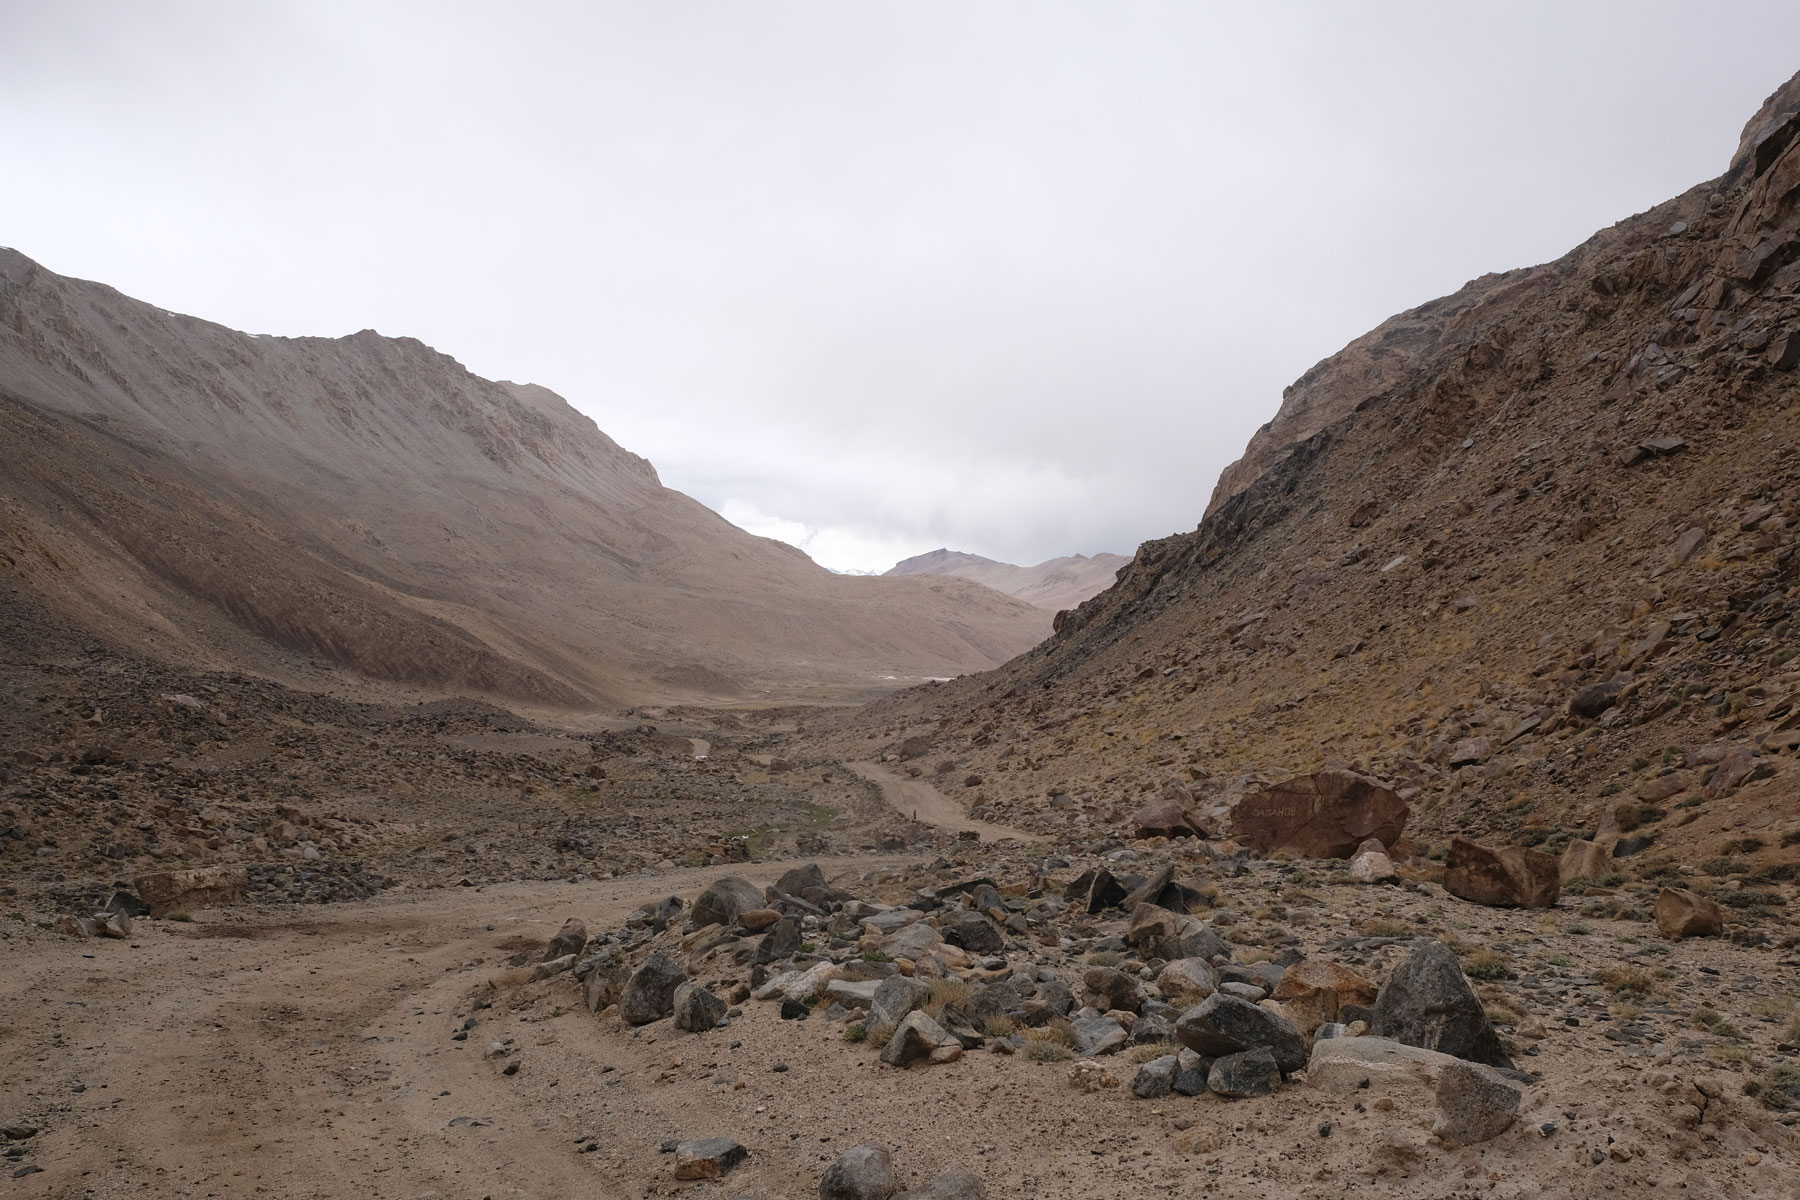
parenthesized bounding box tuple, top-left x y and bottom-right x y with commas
(4, 3, 1798, 571)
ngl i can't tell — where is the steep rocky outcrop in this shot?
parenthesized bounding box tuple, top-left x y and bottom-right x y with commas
(823, 70, 1800, 873)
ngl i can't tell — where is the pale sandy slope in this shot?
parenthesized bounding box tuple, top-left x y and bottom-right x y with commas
(0, 249, 1046, 705)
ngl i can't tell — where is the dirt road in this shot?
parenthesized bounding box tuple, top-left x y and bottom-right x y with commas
(844, 761, 1040, 842)
(1, 857, 896, 1200)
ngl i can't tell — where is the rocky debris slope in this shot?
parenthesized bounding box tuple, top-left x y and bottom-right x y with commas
(805, 68, 1800, 897)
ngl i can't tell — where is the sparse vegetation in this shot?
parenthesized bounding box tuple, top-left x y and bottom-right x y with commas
(1084, 950, 1124, 967)
(1462, 948, 1512, 980)
(1693, 1006, 1744, 1039)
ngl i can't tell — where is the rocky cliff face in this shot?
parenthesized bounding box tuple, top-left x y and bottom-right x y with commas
(0, 251, 1046, 703)
(833, 70, 1800, 870)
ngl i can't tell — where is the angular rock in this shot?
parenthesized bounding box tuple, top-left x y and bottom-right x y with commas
(529, 953, 574, 982)
(1306, 1035, 1459, 1093)
(620, 951, 687, 1026)
(870, 976, 932, 1031)
(819, 1142, 898, 1200)
(1443, 836, 1560, 909)
(754, 960, 838, 1004)
(773, 862, 828, 900)
(1271, 960, 1377, 1035)
(134, 865, 248, 916)
(694, 876, 765, 928)
(881, 922, 943, 962)
(879, 1010, 964, 1068)
(1559, 839, 1613, 884)
(544, 917, 587, 962)
(736, 908, 781, 932)
(673, 1137, 747, 1180)
(1070, 1014, 1128, 1056)
(1230, 770, 1408, 859)
(1569, 674, 1630, 720)
(1207, 1046, 1279, 1098)
(825, 979, 881, 1010)
(1156, 957, 1218, 1005)
(1348, 838, 1398, 884)
(1063, 867, 1129, 913)
(1130, 1054, 1179, 1098)
(755, 914, 804, 964)
(1448, 737, 1494, 767)
(583, 961, 629, 1013)
(1654, 887, 1724, 939)
(1432, 1059, 1521, 1145)
(1127, 903, 1228, 961)
(1172, 1048, 1211, 1095)
(1132, 788, 1208, 840)
(1127, 1012, 1173, 1045)
(1082, 967, 1146, 1013)
(1174, 993, 1305, 1074)
(1370, 941, 1513, 1069)
(672, 981, 728, 1032)
(939, 911, 1003, 955)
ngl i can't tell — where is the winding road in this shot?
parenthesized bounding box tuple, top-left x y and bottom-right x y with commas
(844, 760, 1041, 842)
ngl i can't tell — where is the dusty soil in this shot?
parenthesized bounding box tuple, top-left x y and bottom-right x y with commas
(6, 845, 1797, 1199)
(845, 761, 1041, 843)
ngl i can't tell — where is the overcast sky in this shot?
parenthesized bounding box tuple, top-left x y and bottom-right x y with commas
(4, 3, 1797, 571)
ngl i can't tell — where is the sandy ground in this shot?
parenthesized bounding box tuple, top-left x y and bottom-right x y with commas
(844, 761, 1040, 843)
(0, 857, 904, 1200)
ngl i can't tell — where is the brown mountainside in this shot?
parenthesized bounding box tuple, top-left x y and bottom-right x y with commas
(0, 251, 1046, 705)
(824, 70, 1800, 870)
(885, 547, 1129, 614)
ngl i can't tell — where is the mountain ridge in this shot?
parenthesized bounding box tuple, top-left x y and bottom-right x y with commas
(885, 547, 1129, 613)
(0, 249, 1047, 705)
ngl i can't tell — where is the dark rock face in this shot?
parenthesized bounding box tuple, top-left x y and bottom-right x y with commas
(1130, 1054, 1179, 1098)
(1063, 867, 1129, 913)
(693, 876, 764, 927)
(1173, 994, 1306, 1074)
(1230, 770, 1408, 859)
(1444, 836, 1561, 909)
(772, 862, 828, 899)
(1371, 941, 1514, 1069)
(939, 911, 1003, 954)
(620, 951, 686, 1026)
(543, 916, 587, 962)
(1207, 1046, 1280, 1098)
(755, 915, 803, 964)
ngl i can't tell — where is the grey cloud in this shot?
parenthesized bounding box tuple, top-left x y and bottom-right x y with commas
(4, 1, 1798, 569)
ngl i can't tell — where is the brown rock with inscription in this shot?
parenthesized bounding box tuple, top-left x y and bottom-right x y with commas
(1229, 770, 1408, 859)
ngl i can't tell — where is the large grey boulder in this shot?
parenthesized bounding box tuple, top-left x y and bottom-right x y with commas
(882, 922, 944, 961)
(819, 1143, 899, 1200)
(1173, 994, 1305, 1074)
(694, 876, 765, 927)
(755, 914, 803, 964)
(1371, 940, 1513, 1068)
(620, 951, 686, 1025)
